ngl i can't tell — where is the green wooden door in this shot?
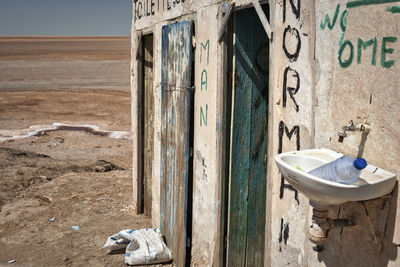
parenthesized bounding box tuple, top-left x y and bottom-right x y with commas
(227, 7, 269, 267)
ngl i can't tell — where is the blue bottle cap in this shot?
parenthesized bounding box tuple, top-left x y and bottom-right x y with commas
(354, 158, 367, 170)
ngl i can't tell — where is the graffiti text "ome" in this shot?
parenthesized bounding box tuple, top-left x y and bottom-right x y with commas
(321, 4, 398, 68)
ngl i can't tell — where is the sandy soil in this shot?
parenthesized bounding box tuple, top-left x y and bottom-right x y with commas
(0, 37, 153, 266)
(0, 37, 130, 91)
(0, 90, 131, 131)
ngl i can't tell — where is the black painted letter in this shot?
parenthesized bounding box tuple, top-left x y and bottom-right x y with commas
(278, 121, 300, 203)
(283, 26, 301, 62)
(283, 0, 301, 23)
(282, 67, 300, 112)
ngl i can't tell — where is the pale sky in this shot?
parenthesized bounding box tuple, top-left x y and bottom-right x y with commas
(0, 0, 132, 36)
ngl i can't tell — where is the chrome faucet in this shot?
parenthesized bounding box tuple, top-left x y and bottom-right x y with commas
(338, 120, 370, 143)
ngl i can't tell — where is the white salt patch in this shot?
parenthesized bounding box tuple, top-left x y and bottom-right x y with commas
(0, 123, 131, 142)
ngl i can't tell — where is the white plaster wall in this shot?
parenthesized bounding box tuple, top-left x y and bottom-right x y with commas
(131, 22, 140, 212)
(267, 1, 315, 266)
(191, 5, 220, 266)
(131, 3, 222, 266)
(132, 0, 224, 30)
(152, 23, 163, 227)
(132, 1, 400, 266)
(310, 0, 400, 266)
(131, 1, 317, 266)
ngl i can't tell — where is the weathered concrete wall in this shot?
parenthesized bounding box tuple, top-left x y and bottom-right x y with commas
(151, 22, 162, 227)
(131, 21, 139, 213)
(131, 0, 400, 266)
(310, 0, 400, 266)
(267, 0, 315, 265)
(191, 5, 220, 265)
(266, 0, 400, 266)
(131, 2, 223, 266)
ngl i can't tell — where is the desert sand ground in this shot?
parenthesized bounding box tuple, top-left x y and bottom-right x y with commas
(0, 37, 152, 266)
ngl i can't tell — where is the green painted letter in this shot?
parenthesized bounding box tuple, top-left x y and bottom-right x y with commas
(340, 9, 348, 33)
(200, 40, 210, 65)
(381, 36, 397, 68)
(201, 69, 207, 91)
(338, 40, 354, 68)
(357, 38, 377, 65)
(200, 104, 208, 127)
(320, 4, 340, 30)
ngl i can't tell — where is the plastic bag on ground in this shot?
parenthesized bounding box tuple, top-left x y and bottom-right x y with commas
(103, 228, 172, 265)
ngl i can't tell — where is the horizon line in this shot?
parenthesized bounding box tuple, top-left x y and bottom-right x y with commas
(0, 35, 130, 39)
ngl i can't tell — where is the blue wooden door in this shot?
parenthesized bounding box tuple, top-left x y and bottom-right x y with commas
(227, 7, 269, 267)
(160, 21, 193, 267)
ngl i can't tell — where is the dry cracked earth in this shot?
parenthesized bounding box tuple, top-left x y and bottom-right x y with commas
(0, 37, 153, 266)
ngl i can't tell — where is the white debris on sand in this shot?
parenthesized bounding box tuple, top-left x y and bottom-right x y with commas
(0, 123, 131, 142)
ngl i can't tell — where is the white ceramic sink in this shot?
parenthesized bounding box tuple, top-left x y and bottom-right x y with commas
(275, 148, 397, 206)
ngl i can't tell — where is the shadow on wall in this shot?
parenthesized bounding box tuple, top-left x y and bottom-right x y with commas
(317, 182, 398, 266)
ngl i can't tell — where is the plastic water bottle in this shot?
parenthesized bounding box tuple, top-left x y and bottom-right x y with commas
(308, 156, 367, 184)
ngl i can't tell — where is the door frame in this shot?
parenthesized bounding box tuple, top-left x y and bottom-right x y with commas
(136, 33, 154, 215)
(219, 5, 270, 266)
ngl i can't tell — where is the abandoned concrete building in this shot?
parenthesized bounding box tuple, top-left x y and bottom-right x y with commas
(130, 0, 400, 266)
